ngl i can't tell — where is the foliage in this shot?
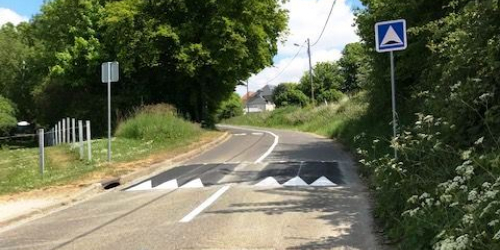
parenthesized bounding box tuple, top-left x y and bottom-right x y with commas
(225, 93, 367, 137)
(216, 93, 243, 120)
(0, 0, 288, 132)
(338, 42, 370, 95)
(115, 104, 202, 142)
(0, 96, 17, 135)
(298, 61, 344, 102)
(353, 0, 500, 249)
(272, 83, 309, 107)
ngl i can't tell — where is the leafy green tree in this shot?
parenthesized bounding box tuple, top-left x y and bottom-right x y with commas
(298, 62, 344, 103)
(216, 93, 243, 120)
(338, 42, 369, 95)
(273, 83, 309, 107)
(0, 96, 17, 135)
(0, 23, 35, 120)
(102, 0, 289, 127)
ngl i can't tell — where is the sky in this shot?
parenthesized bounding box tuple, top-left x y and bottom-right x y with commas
(0, 0, 363, 96)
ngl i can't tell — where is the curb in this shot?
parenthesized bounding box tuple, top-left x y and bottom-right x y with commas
(0, 131, 231, 231)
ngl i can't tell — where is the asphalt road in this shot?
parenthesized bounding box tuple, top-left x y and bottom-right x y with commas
(0, 125, 380, 250)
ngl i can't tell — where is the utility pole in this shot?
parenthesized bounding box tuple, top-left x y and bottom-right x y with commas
(307, 38, 314, 105)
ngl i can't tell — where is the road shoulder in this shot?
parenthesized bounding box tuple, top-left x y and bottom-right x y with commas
(0, 131, 231, 231)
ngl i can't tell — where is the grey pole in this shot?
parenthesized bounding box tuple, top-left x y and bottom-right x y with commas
(107, 62, 112, 162)
(307, 38, 314, 105)
(246, 80, 250, 114)
(390, 51, 398, 159)
(38, 129, 45, 176)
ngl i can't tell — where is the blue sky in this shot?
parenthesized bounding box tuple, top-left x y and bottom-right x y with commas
(0, 0, 44, 18)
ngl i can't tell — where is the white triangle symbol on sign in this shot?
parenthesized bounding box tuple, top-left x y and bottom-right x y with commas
(381, 26, 403, 46)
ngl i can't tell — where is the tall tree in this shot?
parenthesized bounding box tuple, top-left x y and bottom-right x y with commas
(298, 61, 344, 103)
(338, 42, 369, 95)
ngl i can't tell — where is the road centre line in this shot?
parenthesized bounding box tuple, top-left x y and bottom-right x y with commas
(179, 185, 231, 223)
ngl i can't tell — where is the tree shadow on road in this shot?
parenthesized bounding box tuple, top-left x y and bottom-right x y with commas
(208, 187, 379, 250)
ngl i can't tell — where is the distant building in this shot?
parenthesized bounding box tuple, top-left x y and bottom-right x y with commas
(242, 85, 276, 113)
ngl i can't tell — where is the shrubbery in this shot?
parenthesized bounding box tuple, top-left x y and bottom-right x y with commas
(115, 104, 202, 142)
(0, 96, 16, 135)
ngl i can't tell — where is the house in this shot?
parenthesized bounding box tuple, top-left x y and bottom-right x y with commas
(242, 85, 276, 113)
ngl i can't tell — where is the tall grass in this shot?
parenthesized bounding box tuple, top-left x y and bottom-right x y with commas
(116, 104, 202, 142)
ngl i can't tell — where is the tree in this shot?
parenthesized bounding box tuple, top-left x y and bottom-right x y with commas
(0, 96, 17, 136)
(0, 23, 34, 120)
(338, 42, 369, 95)
(216, 93, 243, 120)
(272, 83, 309, 108)
(298, 62, 344, 103)
(102, 0, 289, 127)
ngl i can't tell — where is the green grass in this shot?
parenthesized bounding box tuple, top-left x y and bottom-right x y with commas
(225, 94, 372, 140)
(0, 104, 205, 195)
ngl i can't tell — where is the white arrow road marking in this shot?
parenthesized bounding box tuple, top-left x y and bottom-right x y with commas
(180, 178, 204, 188)
(153, 179, 178, 190)
(126, 180, 152, 191)
(180, 185, 231, 223)
(283, 177, 308, 187)
(310, 176, 337, 187)
(255, 177, 281, 187)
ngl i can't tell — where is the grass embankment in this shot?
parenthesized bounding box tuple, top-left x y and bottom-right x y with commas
(225, 93, 383, 148)
(0, 104, 216, 195)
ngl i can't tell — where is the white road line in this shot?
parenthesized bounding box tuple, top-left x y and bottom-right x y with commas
(251, 132, 264, 136)
(233, 133, 247, 136)
(217, 125, 279, 164)
(179, 185, 231, 223)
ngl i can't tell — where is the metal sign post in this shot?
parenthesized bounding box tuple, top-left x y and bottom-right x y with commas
(102, 62, 119, 162)
(375, 19, 407, 159)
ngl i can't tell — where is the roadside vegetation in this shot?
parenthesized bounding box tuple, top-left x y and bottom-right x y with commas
(228, 1, 500, 249)
(0, 104, 211, 195)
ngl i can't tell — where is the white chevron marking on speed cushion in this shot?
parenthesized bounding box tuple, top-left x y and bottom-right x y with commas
(127, 180, 152, 191)
(283, 176, 308, 186)
(310, 176, 337, 187)
(180, 178, 204, 188)
(255, 177, 281, 187)
(153, 179, 178, 190)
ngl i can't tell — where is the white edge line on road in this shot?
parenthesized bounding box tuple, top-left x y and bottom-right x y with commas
(217, 125, 279, 164)
(254, 130, 279, 163)
(179, 185, 231, 223)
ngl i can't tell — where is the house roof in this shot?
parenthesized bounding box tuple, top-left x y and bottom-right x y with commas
(241, 91, 256, 103)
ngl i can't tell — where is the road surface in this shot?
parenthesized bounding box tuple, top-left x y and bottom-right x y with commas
(0, 125, 380, 250)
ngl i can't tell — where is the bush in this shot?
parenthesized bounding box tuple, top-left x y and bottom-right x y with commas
(115, 104, 202, 142)
(216, 93, 243, 121)
(0, 96, 17, 135)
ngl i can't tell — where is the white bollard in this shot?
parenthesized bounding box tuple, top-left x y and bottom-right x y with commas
(62, 119, 66, 144)
(38, 129, 45, 176)
(72, 118, 76, 144)
(54, 125, 58, 145)
(66, 118, 70, 144)
(86, 120, 92, 161)
(78, 120, 84, 159)
(57, 122, 61, 145)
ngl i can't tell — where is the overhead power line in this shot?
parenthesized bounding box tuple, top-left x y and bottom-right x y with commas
(265, 42, 306, 84)
(311, 0, 338, 47)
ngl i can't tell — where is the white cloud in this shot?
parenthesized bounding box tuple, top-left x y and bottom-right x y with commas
(0, 8, 28, 27)
(237, 0, 359, 95)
